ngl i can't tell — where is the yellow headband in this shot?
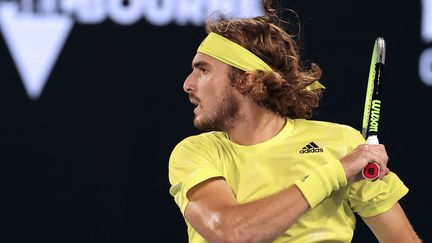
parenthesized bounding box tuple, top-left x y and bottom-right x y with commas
(196, 32, 325, 91)
(197, 32, 273, 72)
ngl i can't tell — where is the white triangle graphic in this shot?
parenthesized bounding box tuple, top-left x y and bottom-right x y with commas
(0, 3, 73, 99)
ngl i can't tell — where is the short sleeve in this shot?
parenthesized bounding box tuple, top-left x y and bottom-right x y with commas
(340, 126, 409, 217)
(168, 136, 224, 215)
(347, 172, 409, 217)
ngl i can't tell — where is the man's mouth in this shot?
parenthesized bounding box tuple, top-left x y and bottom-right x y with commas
(189, 95, 200, 107)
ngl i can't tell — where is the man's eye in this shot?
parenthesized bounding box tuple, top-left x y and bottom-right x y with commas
(200, 67, 208, 73)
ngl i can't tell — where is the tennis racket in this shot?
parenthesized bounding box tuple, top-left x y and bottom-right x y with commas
(361, 37, 386, 180)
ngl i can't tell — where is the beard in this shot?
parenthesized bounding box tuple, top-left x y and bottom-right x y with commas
(193, 86, 240, 132)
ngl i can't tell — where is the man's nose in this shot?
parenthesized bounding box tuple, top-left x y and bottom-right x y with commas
(183, 72, 195, 93)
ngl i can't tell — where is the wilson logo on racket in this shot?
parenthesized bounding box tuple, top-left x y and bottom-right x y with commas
(369, 100, 381, 133)
(299, 142, 324, 154)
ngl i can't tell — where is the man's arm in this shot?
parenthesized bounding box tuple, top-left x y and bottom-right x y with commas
(362, 203, 422, 243)
(185, 177, 309, 243)
(184, 143, 388, 243)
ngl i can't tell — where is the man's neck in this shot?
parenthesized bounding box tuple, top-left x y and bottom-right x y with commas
(226, 109, 287, 146)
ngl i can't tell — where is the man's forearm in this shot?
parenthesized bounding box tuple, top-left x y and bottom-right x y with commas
(199, 185, 309, 243)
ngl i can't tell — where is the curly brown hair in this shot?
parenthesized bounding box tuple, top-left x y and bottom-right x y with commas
(205, 0, 323, 119)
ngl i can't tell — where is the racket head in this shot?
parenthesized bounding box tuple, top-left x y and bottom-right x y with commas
(362, 37, 386, 138)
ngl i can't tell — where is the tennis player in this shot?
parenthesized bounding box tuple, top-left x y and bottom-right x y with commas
(168, 1, 421, 242)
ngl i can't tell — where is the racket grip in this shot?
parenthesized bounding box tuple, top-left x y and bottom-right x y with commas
(362, 135, 380, 180)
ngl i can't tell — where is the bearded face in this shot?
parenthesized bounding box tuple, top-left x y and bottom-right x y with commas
(192, 83, 240, 132)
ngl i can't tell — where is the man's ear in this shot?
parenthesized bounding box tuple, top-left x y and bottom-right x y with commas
(234, 71, 256, 93)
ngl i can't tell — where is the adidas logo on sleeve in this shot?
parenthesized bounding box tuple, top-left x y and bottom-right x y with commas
(299, 142, 324, 154)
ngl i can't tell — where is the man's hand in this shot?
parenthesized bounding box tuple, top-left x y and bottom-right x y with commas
(340, 144, 390, 183)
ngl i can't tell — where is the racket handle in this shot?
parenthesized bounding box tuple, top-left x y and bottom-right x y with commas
(362, 135, 380, 180)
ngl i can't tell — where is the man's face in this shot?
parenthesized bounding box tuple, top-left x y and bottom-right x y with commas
(183, 53, 240, 131)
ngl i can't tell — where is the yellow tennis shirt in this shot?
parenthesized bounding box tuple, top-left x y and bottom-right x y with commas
(169, 119, 408, 242)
